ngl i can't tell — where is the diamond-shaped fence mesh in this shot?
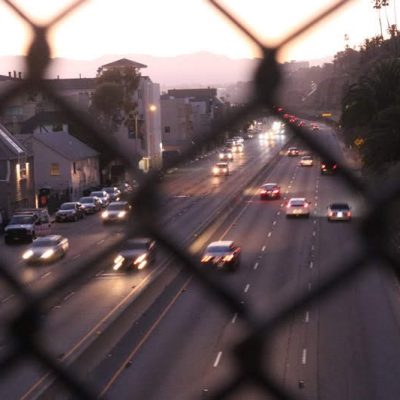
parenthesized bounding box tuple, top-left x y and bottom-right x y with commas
(0, 0, 399, 399)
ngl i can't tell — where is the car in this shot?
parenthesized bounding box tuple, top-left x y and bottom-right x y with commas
(311, 124, 319, 131)
(299, 155, 313, 166)
(320, 160, 337, 175)
(200, 240, 241, 272)
(4, 213, 39, 244)
(89, 190, 110, 207)
(287, 147, 299, 156)
(231, 142, 244, 153)
(101, 201, 132, 223)
(219, 149, 233, 161)
(22, 235, 69, 264)
(212, 162, 229, 176)
(78, 196, 102, 214)
(232, 136, 244, 144)
(55, 202, 84, 222)
(259, 183, 281, 200)
(102, 186, 122, 202)
(327, 203, 352, 221)
(112, 238, 156, 271)
(285, 198, 311, 218)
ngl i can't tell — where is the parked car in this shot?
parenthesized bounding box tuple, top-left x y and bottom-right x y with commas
(55, 202, 84, 222)
(102, 187, 122, 202)
(285, 198, 311, 218)
(327, 203, 352, 221)
(102, 201, 131, 223)
(22, 235, 69, 264)
(89, 190, 110, 207)
(113, 238, 156, 271)
(259, 183, 281, 200)
(4, 208, 52, 244)
(78, 196, 102, 214)
(201, 240, 241, 272)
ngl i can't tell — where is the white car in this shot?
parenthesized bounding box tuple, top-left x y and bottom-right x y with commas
(22, 235, 69, 264)
(285, 198, 311, 218)
(299, 155, 313, 166)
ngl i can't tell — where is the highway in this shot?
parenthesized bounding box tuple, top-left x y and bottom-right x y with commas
(83, 124, 400, 400)
(0, 120, 289, 399)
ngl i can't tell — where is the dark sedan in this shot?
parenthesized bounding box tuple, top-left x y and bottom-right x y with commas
(201, 240, 241, 272)
(113, 238, 156, 272)
(260, 183, 281, 200)
(55, 202, 84, 222)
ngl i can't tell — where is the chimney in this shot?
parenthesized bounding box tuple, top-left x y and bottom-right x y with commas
(8, 72, 11, 77)
(57, 75, 59, 79)
(18, 72, 22, 79)
(13, 70, 16, 78)
(79, 73, 81, 79)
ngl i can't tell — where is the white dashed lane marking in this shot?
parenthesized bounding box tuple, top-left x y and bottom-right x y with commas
(244, 284, 250, 293)
(253, 262, 259, 270)
(213, 351, 223, 368)
(302, 349, 307, 365)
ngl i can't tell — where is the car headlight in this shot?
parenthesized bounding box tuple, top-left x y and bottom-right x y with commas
(212, 167, 219, 174)
(41, 249, 54, 259)
(134, 254, 147, 265)
(102, 211, 109, 218)
(118, 211, 126, 218)
(113, 254, 125, 270)
(22, 250, 33, 260)
(219, 154, 224, 159)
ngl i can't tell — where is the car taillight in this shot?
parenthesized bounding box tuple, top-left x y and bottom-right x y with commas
(333, 165, 337, 169)
(223, 254, 234, 262)
(304, 203, 308, 207)
(328, 211, 333, 216)
(347, 211, 352, 217)
(273, 190, 279, 194)
(260, 189, 266, 194)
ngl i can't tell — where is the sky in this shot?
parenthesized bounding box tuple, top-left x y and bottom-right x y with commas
(0, 0, 397, 62)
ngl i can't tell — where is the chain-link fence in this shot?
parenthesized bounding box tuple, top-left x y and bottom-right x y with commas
(1, 0, 399, 399)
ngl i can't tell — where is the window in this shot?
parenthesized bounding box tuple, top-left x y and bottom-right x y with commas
(164, 126, 171, 133)
(73, 162, 77, 174)
(50, 163, 60, 176)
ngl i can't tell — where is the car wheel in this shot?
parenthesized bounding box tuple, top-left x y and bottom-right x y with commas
(74, 215, 78, 222)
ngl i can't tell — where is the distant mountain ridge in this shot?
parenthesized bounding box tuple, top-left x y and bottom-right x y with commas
(0, 52, 333, 89)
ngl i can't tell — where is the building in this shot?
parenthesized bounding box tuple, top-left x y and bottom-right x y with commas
(0, 59, 162, 172)
(16, 132, 100, 201)
(161, 88, 226, 151)
(0, 122, 35, 220)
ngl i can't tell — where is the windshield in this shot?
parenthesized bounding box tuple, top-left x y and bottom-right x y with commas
(290, 201, 305, 207)
(263, 184, 277, 190)
(207, 245, 231, 253)
(91, 192, 103, 197)
(60, 203, 76, 210)
(103, 188, 116, 193)
(10, 215, 35, 224)
(125, 241, 148, 250)
(79, 197, 94, 204)
(32, 239, 55, 247)
(330, 204, 349, 210)
(108, 203, 126, 211)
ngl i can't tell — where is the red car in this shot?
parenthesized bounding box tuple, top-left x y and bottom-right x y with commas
(260, 183, 281, 200)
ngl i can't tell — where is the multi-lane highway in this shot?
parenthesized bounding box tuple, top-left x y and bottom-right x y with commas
(0, 120, 288, 399)
(3, 121, 400, 400)
(86, 124, 400, 400)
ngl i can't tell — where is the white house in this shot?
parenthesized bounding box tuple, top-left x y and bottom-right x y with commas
(16, 132, 100, 201)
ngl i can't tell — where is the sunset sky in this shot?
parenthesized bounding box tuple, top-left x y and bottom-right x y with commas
(0, 0, 397, 62)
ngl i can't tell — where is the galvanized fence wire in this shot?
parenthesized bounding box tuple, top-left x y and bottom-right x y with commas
(0, 0, 399, 399)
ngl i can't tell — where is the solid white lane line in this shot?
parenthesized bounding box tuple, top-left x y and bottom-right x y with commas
(1, 294, 14, 304)
(267, 232, 272, 238)
(309, 261, 314, 269)
(253, 262, 259, 270)
(302, 349, 307, 365)
(305, 311, 310, 323)
(63, 292, 75, 302)
(244, 284, 250, 293)
(40, 272, 52, 279)
(273, 221, 277, 226)
(261, 245, 266, 252)
(232, 313, 238, 324)
(213, 351, 223, 368)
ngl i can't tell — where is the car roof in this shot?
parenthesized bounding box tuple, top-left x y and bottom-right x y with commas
(125, 238, 152, 245)
(329, 203, 350, 207)
(288, 197, 306, 202)
(216, 162, 228, 166)
(108, 201, 128, 206)
(207, 240, 234, 247)
(261, 182, 277, 186)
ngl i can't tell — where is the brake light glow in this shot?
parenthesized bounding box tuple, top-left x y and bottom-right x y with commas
(201, 255, 212, 263)
(223, 254, 234, 262)
(260, 189, 266, 194)
(273, 189, 279, 194)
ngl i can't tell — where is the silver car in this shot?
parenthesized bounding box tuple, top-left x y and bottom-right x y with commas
(327, 203, 351, 221)
(89, 190, 110, 207)
(285, 198, 311, 218)
(101, 201, 131, 223)
(22, 235, 69, 264)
